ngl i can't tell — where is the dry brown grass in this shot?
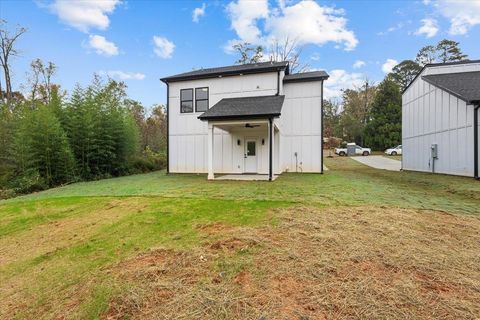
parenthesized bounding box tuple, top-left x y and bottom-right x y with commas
(0, 198, 147, 319)
(103, 206, 480, 320)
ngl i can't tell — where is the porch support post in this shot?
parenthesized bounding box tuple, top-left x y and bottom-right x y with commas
(208, 123, 214, 180)
(269, 118, 273, 181)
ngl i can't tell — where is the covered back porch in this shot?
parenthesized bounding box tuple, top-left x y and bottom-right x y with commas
(198, 95, 284, 181)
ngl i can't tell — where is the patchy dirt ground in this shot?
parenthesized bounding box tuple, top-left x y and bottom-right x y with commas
(103, 206, 480, 320)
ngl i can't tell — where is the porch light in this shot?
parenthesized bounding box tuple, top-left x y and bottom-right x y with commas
(262, 139, 265, 145)
(237, 139, 241, 146)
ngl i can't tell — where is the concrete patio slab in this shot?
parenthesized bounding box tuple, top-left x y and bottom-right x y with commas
(351, 155, 401, 171)
(215, 174, 278, 181)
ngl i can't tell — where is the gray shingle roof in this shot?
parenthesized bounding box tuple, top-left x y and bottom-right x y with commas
(283, 71, 329, 83)
(198, 95, 285, 121)
(161, 61, 289, 83)
(402, 59, 480, 94)
(422, 71, 480, 104)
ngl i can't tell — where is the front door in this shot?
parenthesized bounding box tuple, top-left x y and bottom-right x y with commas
(244, 139, 257, 173)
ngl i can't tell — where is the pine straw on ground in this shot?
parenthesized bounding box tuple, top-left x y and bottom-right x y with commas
(103, 206, 480, 320)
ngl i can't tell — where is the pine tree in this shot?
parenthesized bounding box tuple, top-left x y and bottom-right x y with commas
(416, 39, 468, 66)
(436, 39, 468, 63)
(415, 45, 436, 66)
(364, 79, 402, 150)
(389, 60, 422, 91)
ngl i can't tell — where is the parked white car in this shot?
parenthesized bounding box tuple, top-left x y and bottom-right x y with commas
(335, 143, 371, 156)
(385, 145, 402, 156)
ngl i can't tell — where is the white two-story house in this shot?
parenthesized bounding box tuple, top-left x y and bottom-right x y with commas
(160, 61, 329, 181)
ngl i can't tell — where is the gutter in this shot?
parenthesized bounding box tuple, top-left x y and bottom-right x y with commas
(160, 64, 289, 83)
(283, 75, 329, 84)
(276, 69, 280, 96)
(475, 103, 479, 179)
(321, 80, 324, 174)
(198, 113, 282, 121)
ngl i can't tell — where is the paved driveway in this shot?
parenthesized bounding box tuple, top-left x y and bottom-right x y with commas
(350, 155, 401, 171)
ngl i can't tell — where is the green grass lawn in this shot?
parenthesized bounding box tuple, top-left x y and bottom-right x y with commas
(1, 157, 479, 319)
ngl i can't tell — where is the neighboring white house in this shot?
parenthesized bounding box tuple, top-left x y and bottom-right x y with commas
(402, 60, 480, 178)
(160, 61, 329, 180)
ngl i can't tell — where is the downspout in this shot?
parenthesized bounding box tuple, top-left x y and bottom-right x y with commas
(474, 104, 479, 179)
(269, 117, 273, 181)
(431, 151, 435, 174)
(320, 80, 324, 174)
(276, 69, 280, 96)
(166, 82, 170, 174)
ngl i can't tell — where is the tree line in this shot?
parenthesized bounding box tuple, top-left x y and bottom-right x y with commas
(0, 21, 166, 198)
(233, 38, 469, 151)
(324, 39, 468, 151)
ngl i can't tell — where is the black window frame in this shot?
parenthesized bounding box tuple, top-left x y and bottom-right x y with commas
(180, 88, 194, 113)
(247, 140, 256, 156)
(195, 87, 209, 113)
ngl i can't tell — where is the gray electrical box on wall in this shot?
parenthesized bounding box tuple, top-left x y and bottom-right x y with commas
(431, 144, 438, 159)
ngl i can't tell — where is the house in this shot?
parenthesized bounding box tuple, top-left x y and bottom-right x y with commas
(160, 61, 329, 180)
(402, 60, 480, 178)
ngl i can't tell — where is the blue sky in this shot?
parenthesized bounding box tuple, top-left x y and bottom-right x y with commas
(1, 0, 479, 107)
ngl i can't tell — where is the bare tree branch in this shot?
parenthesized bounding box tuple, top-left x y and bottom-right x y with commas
(267, 36, 309, 73)
(0, 19, 27, 103)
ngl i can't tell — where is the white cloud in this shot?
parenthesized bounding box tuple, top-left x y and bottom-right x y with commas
(226, 0, 269, 44)
(323, 69, 365, 100)
(153, 36, 175, 59)
(88, 35, 119, 56)
(382, 58, 398, 73)
(427, 0, 480, 35)
(266, 1, 358, 51)
(225, 0, 357, 52)
(377, 22, 404, 36)
(193, 3, 206, 22)
(50, 0, 120, 32)
(102, 70, 145, 80)
(415, 18, 439, 38)
(310, 53, 320, 61)
(353, 60, 365, 69)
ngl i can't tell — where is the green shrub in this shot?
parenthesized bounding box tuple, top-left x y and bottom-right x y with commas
(0, 188, 16, 200)
(126, 147, 166, 174)
(10, 170, 48, 194)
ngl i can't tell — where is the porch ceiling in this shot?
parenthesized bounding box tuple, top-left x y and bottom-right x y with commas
(214, 122, 268, 132)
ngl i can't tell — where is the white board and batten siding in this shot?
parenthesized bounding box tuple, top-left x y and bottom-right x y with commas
(402, 62, 480, 177)
(279, 81, 323, 173)
(168, 70, 324, 174)
(168, 71, 281, 174)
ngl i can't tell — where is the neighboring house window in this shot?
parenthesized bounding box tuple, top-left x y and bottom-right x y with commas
(195, 87, 209, 112)
(180, 89, 193, 113)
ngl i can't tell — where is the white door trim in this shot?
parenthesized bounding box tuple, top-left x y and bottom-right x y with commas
(244, 137, 258, 173)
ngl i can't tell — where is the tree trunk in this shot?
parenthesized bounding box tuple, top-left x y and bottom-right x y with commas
(3, 63, 11, 102)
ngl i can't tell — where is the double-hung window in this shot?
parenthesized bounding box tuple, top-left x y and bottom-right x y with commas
(195, 87, 209, 112)
(180, 89, 193, 113)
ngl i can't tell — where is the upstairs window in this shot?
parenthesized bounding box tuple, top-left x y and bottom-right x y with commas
(195, 87, 209, 112)
(180, 89, 193, 113)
